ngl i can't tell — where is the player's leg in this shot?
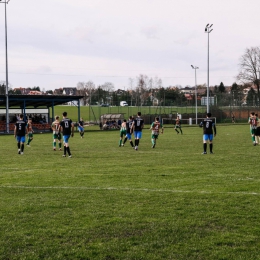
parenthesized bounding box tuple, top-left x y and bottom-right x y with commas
(26, 133, 31, 145)
(202, 134, 208, 154)
(126, 133, 134, 147)
(119, 131, 123, 147)
(152, 135, 156, 148)
(63, 136, 67, 156)
(53, 134, 57, 150)
(64, 136, 71, 157)
(251, 129, 256, 145)
(175, 126, 179, 134)
(20, 136, 25, 154)
(58, 139, 62, 150)
(209, 135, 214, 154)
(135, 132, 142, 149)
(179, 126, 183, 134)
(17, 136, 21, 154)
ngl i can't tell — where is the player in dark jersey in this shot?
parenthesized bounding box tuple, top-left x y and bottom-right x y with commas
(78, 118, 84, 138)
(199, 112, 216, 154)
(123, 116, 134, 148)
(14, 113, 28, 155)
(59, 112, 74, 158)
(131, 112, 144, 151)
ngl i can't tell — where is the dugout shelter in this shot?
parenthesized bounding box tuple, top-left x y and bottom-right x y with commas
(0, 94, 84, 133)
(100, 113, 125, 130)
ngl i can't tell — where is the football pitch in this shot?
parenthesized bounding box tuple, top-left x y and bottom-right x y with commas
(1, 124, 260, 260)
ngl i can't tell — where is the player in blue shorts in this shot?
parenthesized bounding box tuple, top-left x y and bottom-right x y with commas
(123, 116, 134, 148)
(199, 112, 216, 154)
(131, 112, 144, 151)
(78, 118, 84, 138)
(14, 114, 28, 155)
(60, 112, 74, 158)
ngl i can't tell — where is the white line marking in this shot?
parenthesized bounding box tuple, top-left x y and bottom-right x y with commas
(0, 186, 259, 196)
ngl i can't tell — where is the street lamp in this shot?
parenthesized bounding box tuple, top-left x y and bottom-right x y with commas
(191, 65, 199, 124)
(0, 0, 10, 133)
(205, 24, 213, 113)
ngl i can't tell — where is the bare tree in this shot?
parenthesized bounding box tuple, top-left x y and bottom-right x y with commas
(237, 47, 260, 99)
(76, 81, 95, 105)
(85, 81, 96, 105)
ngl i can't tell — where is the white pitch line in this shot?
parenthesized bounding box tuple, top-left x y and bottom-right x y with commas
(0, 185, 259, 196)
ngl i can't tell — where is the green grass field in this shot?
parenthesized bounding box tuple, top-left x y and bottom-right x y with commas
(1, 124, 260, 260)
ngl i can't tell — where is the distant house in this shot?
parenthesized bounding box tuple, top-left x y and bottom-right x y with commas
(53, 88, 63, 95)
(62, 87, 77, 95)
(180, 87, 195, 95)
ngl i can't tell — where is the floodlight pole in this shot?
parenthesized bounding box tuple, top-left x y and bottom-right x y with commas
(1, 0, 10, 133)
(191, 65, 199, 124)
(205, 24, 213, 113)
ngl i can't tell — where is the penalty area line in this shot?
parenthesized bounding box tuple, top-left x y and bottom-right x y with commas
(0, 185, 259, 196)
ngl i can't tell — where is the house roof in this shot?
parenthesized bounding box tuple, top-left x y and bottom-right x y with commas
(0, 94, 84, 108)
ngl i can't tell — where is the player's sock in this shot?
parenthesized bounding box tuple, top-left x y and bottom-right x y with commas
(210, 143, 213, 153)
(123, 137, 127, 144)
(180, 129, 183, 134)
(119, 139, 122, 146)
(21, 144, 24, 152)
(136, 139, 140, 146)
(152, 139, 155, 145)
(59, 143, 61, 149)
(67, 147, 71, 156)
(130, 141, 134, 147)
(63, 146, 67, 155)
(175, 129, 179, 134)
(135, 140, 137, 146)
(17, 143, 20, 149)
(203, 143, 207, 153)
(53, 141, 56, 148)
(252, 136, 255, 142)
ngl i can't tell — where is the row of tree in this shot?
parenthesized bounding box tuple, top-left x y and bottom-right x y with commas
(1, 46, 260, 106)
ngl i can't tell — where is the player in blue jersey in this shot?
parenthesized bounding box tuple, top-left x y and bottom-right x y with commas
(131, 112, 144, 151)
(199, 113, 216, 154)
(60, 112, 74, 158)
(14, 114, 28, 155)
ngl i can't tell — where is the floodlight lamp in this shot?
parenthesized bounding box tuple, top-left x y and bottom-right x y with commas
(206, 23, 209, 27)
(191, 65, 194, 68)
(209, 29, 213, 33)
(205, 28, 207, 32)
(209, 24, 213, 28)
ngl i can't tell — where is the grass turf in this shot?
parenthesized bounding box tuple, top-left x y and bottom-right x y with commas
(1, 124, 260, 259)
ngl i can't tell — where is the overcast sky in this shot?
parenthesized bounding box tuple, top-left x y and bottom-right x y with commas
(0, 0, 259, 91)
